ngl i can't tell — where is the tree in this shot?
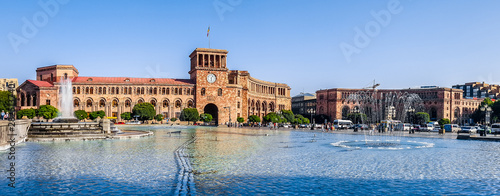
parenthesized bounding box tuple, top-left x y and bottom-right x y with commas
(121, 112, 132, 121)
(170, 117, 177, 122)
(281, 110, 295, 123)
(74, 110, 88, 120)
(415, 112, 430, 125)
(263, 112, 281, 123)
(200, 113, 213, 123)
(37, 105, 59, 119)
(89, 110, 105, 120)
(438, 118, 450, 129)
(237, 117, 244, 123)
(346, 113, 368, 124)
(132, 102, 156, 121)
(491, 100, 500, 121)
(0, 91, 13, 112)
(17, 108, 36, 119)
(248, 115, 261, 123)
(302, 118, 310, 124)
(155, 114, 164, 122)
(180, 108, 200, 123)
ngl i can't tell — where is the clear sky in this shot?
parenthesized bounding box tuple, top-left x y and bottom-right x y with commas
(1, 0, 499, 96)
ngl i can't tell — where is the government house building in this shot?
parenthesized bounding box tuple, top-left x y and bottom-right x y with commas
(16, 48, 292, 124)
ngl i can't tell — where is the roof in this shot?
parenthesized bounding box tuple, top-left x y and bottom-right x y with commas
(293, 93, 315, 98)
(27, 80, 54, 87)
(72, 77, 195, 85)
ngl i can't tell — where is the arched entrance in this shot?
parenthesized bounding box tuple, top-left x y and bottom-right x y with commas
(204, 103, 218, 125)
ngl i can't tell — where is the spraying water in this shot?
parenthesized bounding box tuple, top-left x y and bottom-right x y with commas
(53, 77, 79, 123)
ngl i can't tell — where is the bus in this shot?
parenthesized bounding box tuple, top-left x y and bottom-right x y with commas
(334, 120, 353, 129)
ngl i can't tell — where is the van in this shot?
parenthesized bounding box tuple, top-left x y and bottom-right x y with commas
(334, 120, 353, 129)
(396, 123, 411, 131)
(491, 123, 500, 134)
(444, 124, 460, 133)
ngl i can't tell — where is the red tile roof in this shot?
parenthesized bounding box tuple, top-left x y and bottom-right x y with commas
(27, 80, 54, 87)
(72, 77, 194, 85)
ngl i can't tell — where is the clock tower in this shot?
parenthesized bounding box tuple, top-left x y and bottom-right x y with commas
(189, 48, 231, 125)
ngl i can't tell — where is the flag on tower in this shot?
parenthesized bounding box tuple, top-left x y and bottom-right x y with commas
(207, 26, 210, 37)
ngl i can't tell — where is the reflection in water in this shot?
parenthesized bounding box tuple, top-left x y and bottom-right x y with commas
(1, 126, 499, 195)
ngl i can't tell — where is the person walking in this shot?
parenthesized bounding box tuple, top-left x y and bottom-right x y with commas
(4, 112, 9, 120)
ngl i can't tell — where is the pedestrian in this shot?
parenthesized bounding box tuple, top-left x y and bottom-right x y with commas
(4, 112, 9, 120)
(1, 110, 4, 120)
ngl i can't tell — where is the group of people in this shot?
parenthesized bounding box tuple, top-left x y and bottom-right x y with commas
(1, 110, 10, 120)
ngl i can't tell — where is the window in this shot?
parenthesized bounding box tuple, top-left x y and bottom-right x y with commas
(163, 100, 169, 108)
(86, 100, 92, 107)
(218, 88, 222, 96)
(74, 99, 79, 107)
(46, 100, 51, 105)
(150, 100, 156, 107)
(112, 100, 118, 107)
(175, 100, 181, 108)
(237, 102, 240, 109)
(125, 100, 131, 107)
(201, 88, 205, 96)
(238, 90, 240, 97)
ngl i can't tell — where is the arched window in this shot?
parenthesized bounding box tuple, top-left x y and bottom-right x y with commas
(116, 87, 119, 94)
(201, 88, 206, 96)
(141, 87, 145, 94)
(238, 90, 240, 97)
(125, 100, 131, 107)
(26, 93, 31, 106)
(74, 99, 80, 107)
(20, 93, 25, 106)
(86, 87, 89, 94)
(175, 88, 178, 95)
(111, 87, 115, 94)
(166, 88, 170, 95)
(150, 100, 157, 107)
(103, 87, 106, 94)
(99, 87, 102, 94)
(73, 87, 76, 94)
(162, 88, 165, 95)
(112, 100, 118, 107)
(218, 88, 222, 96)
(163, 100, 169, 108)
(90, 87, 94, 94)
(86, 100, 93, 107)
(77, 87, 81, 94)
(175, 100, 181, 108)
(64, 73, 68, 79)
(32, 94, 36, 106)
(154, 88, 157, 95)
(138, 99, 144, 104)
(187, 88, 191, 95)
(179, 88, 183, 95)
(99, 99, 106, 107)
(187, 100, 194, 108)
(237, 102, 240, 109)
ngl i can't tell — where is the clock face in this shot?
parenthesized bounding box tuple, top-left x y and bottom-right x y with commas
(207, 74, 216, 83)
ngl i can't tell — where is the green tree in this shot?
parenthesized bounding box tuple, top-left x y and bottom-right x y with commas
(415, 112, 430, 125)
(155, 114, 164, 122)
(180, 108, 200, 123)
(438, 118, 451, 129)
(302, 117, 310, 124)
(237, 117, 244, 123)
(200, 113, 213, 123)
(121, 112, 132, 121)
(74, 110, 88, 120)
(17, 108, 36, 119)
(264, 112, 281, 123)
(248, 115, 261, 123)
(37, 105, 59, 119)
(281, 110, 294, 123)
(132, 103, 156, 121)
(0, 91, 13, 112)
(491, 100, 500, 121)
(170, 117, 177, 122)
(89, 110, 105, 120)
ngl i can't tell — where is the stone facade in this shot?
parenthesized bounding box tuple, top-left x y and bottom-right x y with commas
(316, 87, 483, 124)
(452, 82, 499, 99)
(16, 48, 291, 124)
(0, 78, 19, 95)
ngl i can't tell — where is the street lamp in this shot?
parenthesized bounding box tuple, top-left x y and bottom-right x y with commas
(480, 105, 492, 126)
(407, 107, 415, 124)
(224, 106, 231, 127)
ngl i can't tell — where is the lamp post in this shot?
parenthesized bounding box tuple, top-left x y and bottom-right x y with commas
(224, 106, 231, 127)
(480, 105, 492, 125)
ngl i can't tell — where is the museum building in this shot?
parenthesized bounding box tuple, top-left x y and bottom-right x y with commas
(16, 48, 292, 124)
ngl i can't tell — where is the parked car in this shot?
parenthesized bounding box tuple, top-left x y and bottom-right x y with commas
(422, 124, 434, 132)
(491, 123, 500, 134)
(396, 123, 412, 131)
(459, 126, 477, 134)
(444, 124, 460, 133)
(354, 124, 369, 130)
(412, 125, 422, 132)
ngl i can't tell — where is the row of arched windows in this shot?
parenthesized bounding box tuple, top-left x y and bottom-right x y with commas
(72, 86, 194, 96)
(75, 98, 194, 109)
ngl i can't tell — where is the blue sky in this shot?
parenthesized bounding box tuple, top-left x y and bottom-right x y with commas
(1, 0, 499, 96)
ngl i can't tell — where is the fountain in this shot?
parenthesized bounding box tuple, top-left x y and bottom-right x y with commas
(53, 77, 79, 123)
(332, 90, 433, 150)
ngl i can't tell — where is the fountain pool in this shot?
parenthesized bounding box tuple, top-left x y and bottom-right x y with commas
(1, 126, 499, 195)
